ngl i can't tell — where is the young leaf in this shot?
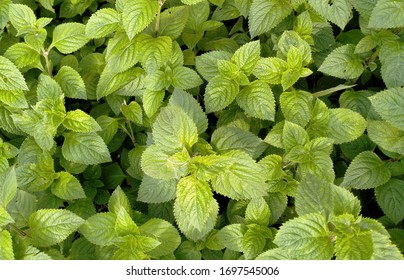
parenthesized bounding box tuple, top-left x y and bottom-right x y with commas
(231, 41, 260, 75)
(282, 121, 310, 152)
(204, 75, 239, 113)
(85, 8, 120, 39)
(253, 57, 286, 84)
(318, 45, 364, 80)
(274, 213, 334, 260)
(172, 66, 203, 90)
(62, 132, 112, 165)
(236, 80, 275, 121)
(195, 51, 233, 81)
(50, 171, 86, 201)
(108, 186, 132, 216)
(122, 0, 159, 40)
(342, 151, 391, 190)
(368, 0, 404, 29)
(367, 120, 404, 155)
(216, 224, 247, 252)
(245, 197, 270, 226)
(8, 4, 36, 35)
(54, 66, 87, 99)
(114, 207, 139, 236)
(370, 87, 404, 131)
(152, 105, 198, 153)
(4, 43, 40, 69)
(105, 31, 139, 74)
(242, 226, 268, 259)
(327, 108, 367, 144)
(280, 90, 313, 127)
(63, 109, 101, 133)
(0, 56, 29, 91)
(152, 6, 190, 40)
(335, 231, 373, 260)
(0, 166, 17, 208)
(375, 179, 404, 224)
(96, 67, 139, 99)
(51, 23, 89, 54)
(0, 230, 14, 260)
(29, 209, 84, 247)
(136, 34, 172, 72)
(121, 101, 143, 126)
(79, 212, 117, 246)
(249, 0, 293, 38)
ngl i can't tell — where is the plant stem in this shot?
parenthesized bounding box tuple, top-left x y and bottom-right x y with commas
(155, 0, 165, 35)
(41, 47, 53, 76)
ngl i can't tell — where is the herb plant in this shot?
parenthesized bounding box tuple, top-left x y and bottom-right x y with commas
(1, 0, 404, 260)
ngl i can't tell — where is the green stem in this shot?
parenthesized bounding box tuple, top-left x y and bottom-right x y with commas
(41, 47, 53, 76)
(155, 0, 165, 35)
(8, 224, 28, 237)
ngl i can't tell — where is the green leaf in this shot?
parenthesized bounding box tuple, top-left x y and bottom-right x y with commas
(367, 120, 404, 155)
(0, 90, 28, 109)
(212, 151, 267, 200)
(169, 89, 208, 134)
(216, 224, 247, 252)
(0, 56, 28, 91)
(85, 8, 120, 39)
(142, 89, 164, 118)
(152, 105, 198, 153)
(327, 108, 367, 144)
(248, 0, 293, 38)
(4, 42, 40, 69)
(114, 207, 139, 236)
(96, 66, 139, 99)
(274, 213, 334, 260)
(242, 225, 268, 259)
(0, 230, 14, 260)
(37, 0, 55, 13)
(282, 121, 310, 152)
(0, 206, 14, 227)
(137, 34, 172, 72)
(141, 145, 190, 180)
(174, 175, 215, 231)
(0, 0, 11, 30)
(245, 197, 270, 226)
(231, 41, 260, 75)
(139, 218, 181, 257)
(375, 179, 404, 224)
(295, 175, 333, 218)
(195, 51, 233, 81)
(108, 186, 132, 216)
(211, 126, 266, 159)
(79, 212, 117, 246)
(96, 116, 118, 144)
(51, 23, 88, 54)
(278, 30, 312, 66)
(105, 31, 139, 74)
(29, 209, 84, 247)
(368, 0, 404, 29)
(172, 66, 203, 90)
(342, 151, 391, 190)
(8, 4, 36, 35)
(51, 171, 86, 201)
(122, 0, 159, 40)
(332, 185, 361, 217)
(370, 231, 403, 260)
(335, 231, 373, 260)
(253, 57, 287, 84)
(308, 0, 353, 29)
(205, 75, 239, 113)
(36, 74, 63, 100)
(370, 87, 404, 131)
(62, 132, 111, 165)
(236, 80, 275, 121)
(0, 166, 17, 208)
(280, 90, 313, 127)
(137, 176, 177, 203)
(379, 41, 404, 88)
(63, 109, 101, 133)
(181, 0, 204, 4)
(155, 6, 189, 40)
(121, 101, 143, 126)
(318, 45, 364, 80)
(54, 66, 86, 99)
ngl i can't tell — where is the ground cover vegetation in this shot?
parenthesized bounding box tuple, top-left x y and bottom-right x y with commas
(0, 0, 404, 260)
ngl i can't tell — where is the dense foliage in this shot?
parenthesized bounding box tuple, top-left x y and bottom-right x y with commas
(0, 0, 404, 260)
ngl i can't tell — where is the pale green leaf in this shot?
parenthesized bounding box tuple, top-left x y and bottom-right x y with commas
(212, 151, 267, 200)
(255, 248, 294, 260)
(79, 212, 117, 246)
(114, 207, 139, 236)
(122, 0, 159, 40)
(105, 31, 139, 74)
(96, 116, 118, 144)
(85, 8, 120, 39)
(195, 51, 233, 81)
(299, 152, 335, 183)
(253, 57, 286, 84)
(339, 89, 373, 118)
(8, 4, 36, 35)
(379, 41, 404, 88)
(29, 209, 84, 247)
(308, 0, 353, 29)
(231, 41, 260, 75)
(368, 0, 404, 28)
(137, 175, 177, 203)
(169, 89, 208, 134)
(342, 151, 391, 190)
(152, 105, 198, 153)
(36, 74, 63, 100)
(248, 0, 293, 38)
(0, 90, 28, 109)
(375, 179, 404, 224)
(137, 34, 172, 72)
(175, 175, 215, 231)
(318, 45, 364, 80)
(236, 80, 275, 121)
(335, 231, 373, 260)
(211, 126, 266, 159)
(0, 166, 17, 208)
(54, 66, 86, 99)
(62, 132, 111, 165)
(205, 75, 239, 113)
(370, 231, 404, 260)
(96, 66, 139, 99)
(274, 213, 334, 260)
(278, 30, 312, 66)
(37, 0, 55, 13)
(121, 101, 143, 126)
(280, 90, 313, 127)
(63, 109, 101, 133)
(156, 6, 190, 39)
(108, 186, 132, 216)
(0, 56, 28, 91)
(0, 0, 11, 30)
(216, 224, 247, 252)
(51, 171, 86, 200)
(282, 121, 310, 152)
(51, 23, 88, 54)
(367, 120, 404, 155)
(370, 87, 404, 131)
(181, 0, 204, 4)
(265, 192, 288, 225)
(332, 185, 361, 217)
(172, 66, 203, 90)
(242, 226, 267, 259)
(327, 108, 367, 144)
(4, 42, 40, 69)
(0, 230, 14, 260)
(0, 206, 14, 227)
(245, 197, 270, 226)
